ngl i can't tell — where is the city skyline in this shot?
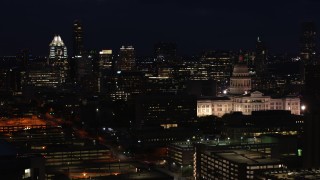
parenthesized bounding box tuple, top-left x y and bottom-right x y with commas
(1, 1, 320, 179)
(1, 0, 320, 56)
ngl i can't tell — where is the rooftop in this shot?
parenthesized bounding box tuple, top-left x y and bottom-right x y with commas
(0, 116, 47, 127)
(49, 35, 65, 46)
(213, 150, 281, 165)
(259, 169, 320, 180)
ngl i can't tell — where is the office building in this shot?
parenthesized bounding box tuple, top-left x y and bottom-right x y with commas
(116, 46, 135, 71)
(99, 50, 113, 70)
(105, 71, 145, 101)
(135, 94, 196, 128)
(200, 51, 233, 93)
(254, 37, 267, 75)
(300, 22, 317, 65)
(73, 20, 84, 56)
(196, 149, 283, 179)
(154, 42, 177, 65)
(167, 141, 194, 168)
(25, 69, 62, 88)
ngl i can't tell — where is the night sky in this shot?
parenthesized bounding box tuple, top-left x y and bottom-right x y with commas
(0, 0, 319, 56)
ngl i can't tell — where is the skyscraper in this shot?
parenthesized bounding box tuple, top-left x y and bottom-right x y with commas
(199, 50, 233, 93)
(300, 22, 317, 65)
(154, 42, 177, 64)
(73, 20, 84, 56)
(116, 46, 135, 71)
(49, 35, 68, 84)
(17, 49, 30, 70)
(98, 50, 113, 72)
(255, 37, 267, 75)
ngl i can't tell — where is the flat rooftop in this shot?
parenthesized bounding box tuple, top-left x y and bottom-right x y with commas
(0, 116, 47, 127)
(260, 169, 320, 180)
(209, 150, 281, 165)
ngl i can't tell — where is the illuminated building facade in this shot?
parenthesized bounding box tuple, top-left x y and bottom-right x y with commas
(229, 64, 251, 95)
(197, 64, 300, 117)
(48, 35, 69, 84)
(98, 49, 113, 71)
(26, 69, 62, 88)
(197, 92, 300, 117)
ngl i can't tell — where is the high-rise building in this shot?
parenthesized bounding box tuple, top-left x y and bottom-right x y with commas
(73, 20, 84, 56)
(154, 42, 177, 64)
(300, 22, 317, 65)
(105, 71, 145, 101)
(255, 37, 267, 75)
(17, 49, 30, 70)
(199, 51, 233, 93)
(48, 35, 68, 84)
(98, 50, 113, 71)
(116, 46, 135, 71)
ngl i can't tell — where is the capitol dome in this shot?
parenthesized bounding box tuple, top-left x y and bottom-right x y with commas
(229, 63, 251, 95)
(233, 64, 249, 74)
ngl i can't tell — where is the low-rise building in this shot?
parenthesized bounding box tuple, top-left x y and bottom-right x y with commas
(196, 149, 284, 180)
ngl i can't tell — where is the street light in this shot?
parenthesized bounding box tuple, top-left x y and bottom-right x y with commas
(301, 105, 306, 111)
(223, 90, 227, 95)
